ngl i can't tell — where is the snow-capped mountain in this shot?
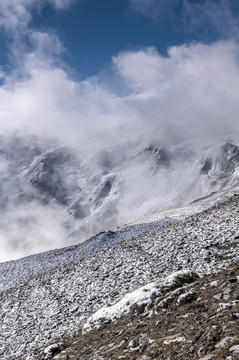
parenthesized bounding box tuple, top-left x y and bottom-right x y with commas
(1, 134, 239, 261)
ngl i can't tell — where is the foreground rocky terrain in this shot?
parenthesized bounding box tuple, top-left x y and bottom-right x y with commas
(34, 263, 239, 360)
(1, 193, 239, 359)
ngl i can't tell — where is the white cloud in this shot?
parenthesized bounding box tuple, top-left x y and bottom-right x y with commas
(48, 0, 76, 10)
(0, 38, 237, 170)
(129, 0, 179, 20)
(0, 66, 136, 154)
(182, 0, 239, 39)
(1, 40, 239, 149)
(0, 0, 34, 33)
(0, 0, 77, 72)
(129, 0, 239, 40)
(0, 201, 70, 262)
(0, 0, 76, 32)
(113, 41, 239, 142)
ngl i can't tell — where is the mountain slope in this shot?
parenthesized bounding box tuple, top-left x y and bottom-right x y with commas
(1, 194, 239, 359)
(35, 264, 239, 360)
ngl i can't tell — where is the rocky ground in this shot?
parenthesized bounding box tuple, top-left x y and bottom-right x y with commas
(2, 194, 239, 359)
(33, 264, 239, 360)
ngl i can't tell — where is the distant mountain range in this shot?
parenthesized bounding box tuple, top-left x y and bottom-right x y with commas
(1, 134, 239, 261)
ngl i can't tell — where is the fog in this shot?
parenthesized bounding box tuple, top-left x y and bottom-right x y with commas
(0, 201, 70, 262)
(1, 0, 239, 261)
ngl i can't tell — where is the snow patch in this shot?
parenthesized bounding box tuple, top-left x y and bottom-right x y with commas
(82, 282, 160, 333)
(164, 336, 185, 344)
(83, 270, 195, 333)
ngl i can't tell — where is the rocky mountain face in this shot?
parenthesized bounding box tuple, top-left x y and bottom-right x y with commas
(1, 134, 239, 260)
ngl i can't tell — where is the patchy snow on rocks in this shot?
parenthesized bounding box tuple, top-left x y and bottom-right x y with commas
(1, 194, 239, 359)
(82, 282, 161, 333)
(83, 270, 196, 333)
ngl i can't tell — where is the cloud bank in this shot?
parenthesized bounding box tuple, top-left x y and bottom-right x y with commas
(1, 41, 239, 150)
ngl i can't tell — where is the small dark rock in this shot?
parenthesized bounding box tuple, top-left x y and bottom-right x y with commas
(136, 322, 148, 329)
(135, 303, 147, 315)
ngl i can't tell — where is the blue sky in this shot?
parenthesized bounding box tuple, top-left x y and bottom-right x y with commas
(2, 0, 239, 78)
(51, 0, 239, 77)
(34, 0, 186, 76)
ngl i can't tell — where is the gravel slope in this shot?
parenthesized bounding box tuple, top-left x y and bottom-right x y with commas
(1, 194, 239, 359)
(35, 264, 239, 360)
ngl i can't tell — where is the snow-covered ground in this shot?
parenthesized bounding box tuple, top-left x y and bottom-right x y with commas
(1, 193, 239, 359)
(0, 217, 172, 293)
(0, 181, 236, 294)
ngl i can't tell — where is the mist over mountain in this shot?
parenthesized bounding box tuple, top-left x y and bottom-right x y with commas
(0, 0, 239, 263)
(1, 132, 239, 262)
